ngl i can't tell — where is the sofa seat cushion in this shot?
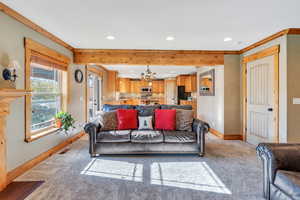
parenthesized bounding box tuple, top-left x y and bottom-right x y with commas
(131, 130, 163, 143)
(164, 131, 196, 143)
(97, 130, 131, 143)
(274, 170, 300, 199)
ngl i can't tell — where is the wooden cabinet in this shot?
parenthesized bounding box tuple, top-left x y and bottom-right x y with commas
(177, 74, 197, 92)
(107, 70, 118, 98)
(177, 75, 186, 86)
(119, 78, 131, 93)
(130, 80, 141, 94)
(152, 80, 164, 93)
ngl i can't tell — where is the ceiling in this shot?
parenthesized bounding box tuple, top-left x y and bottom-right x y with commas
(103, 65, 197, 79)
(2, 0, 300, 50)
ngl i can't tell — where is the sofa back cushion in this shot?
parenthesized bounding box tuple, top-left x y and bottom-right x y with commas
(155, 109, 176, 130)
(98, 111, 118, 131)
(102, 104, 135, 112)
(117, 109, 138, 130)
(160, 104, 192, 110)
(136, 105, 161, 116)
(176, 109, 194, 131)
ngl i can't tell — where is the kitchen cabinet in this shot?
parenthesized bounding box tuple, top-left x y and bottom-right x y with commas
(152, 80, 164, 93)
(177, 75, 186, 86)
(177, 74, 197, 92)
(119, 78, 131, 93)
(107, 70, 118, 98)
(130, 80, 141, 94)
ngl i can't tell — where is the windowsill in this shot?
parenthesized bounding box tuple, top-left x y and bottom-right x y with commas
(25, 127, 60, 143)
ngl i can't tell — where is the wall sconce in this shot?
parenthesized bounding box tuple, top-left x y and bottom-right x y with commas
(2, 60, 19, 82)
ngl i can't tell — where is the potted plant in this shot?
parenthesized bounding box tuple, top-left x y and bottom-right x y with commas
(55, 112, 75, 132)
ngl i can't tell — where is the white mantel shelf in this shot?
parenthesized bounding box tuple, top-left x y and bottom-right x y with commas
(0, 88, 31, 191)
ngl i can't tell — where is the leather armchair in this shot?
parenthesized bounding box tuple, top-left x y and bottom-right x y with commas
(256, 143, 300, 200)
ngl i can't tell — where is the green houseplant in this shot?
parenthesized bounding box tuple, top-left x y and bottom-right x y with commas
(55, 112, 75, 132)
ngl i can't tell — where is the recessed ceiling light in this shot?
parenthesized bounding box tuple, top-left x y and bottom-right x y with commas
(106, 35, 115, 40)
(224, 37, 232, 42)
(166, 36, 175, 41)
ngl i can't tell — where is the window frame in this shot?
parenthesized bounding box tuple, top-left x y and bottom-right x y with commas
(25, 38, 70, 142)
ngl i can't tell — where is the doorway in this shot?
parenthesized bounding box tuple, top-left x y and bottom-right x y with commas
(87, 71, 102, 121)
(242, 45, 279, 145)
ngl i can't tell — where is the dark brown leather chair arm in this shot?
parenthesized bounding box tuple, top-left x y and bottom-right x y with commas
(257, 143, 300, 183)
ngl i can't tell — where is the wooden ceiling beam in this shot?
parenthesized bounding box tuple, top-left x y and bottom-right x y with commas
(73, 49, 235, 66)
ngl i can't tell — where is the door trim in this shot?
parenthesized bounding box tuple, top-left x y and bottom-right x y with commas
(242, 45, 280, 143)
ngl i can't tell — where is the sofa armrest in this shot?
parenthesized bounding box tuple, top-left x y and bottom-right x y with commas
(192, 119, 210, 156)
(257, 143, 300, 183)
(84, 121, 101, 155)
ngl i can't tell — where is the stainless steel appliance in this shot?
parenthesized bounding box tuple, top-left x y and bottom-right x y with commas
(141, 87, 152, 93)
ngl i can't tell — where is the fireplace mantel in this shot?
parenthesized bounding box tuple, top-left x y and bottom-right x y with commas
(0, 88, 31, 191)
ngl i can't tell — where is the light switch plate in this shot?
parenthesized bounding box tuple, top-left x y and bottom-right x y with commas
(293, 98, 300, 104)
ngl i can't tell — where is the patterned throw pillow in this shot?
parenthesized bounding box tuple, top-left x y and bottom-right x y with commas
(98, 111, 118, 131)
(176, 109, 194, 131)
(138, 116, 153, 130)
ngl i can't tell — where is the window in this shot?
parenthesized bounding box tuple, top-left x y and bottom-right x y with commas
(31, 64, 62, 131)
(25, 38, 70, 142)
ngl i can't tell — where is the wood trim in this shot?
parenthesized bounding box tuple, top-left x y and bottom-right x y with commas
(87, 66, 104, 77)
(7, 132, 85, 185)
(210, 128, 242, 140)
(74, 49, 226, 66)
(25, 38, 70, 66)
(239, 28, 300, 53)
(73, 49, 240, 54)
(209, 128, 224, 139)
(223, 135, 243, 140)
(25, 39, 70, 142)
(242, 63, 247, 142)
(242, 45, 280, 143)
(274, 53, 279, 143)
(0, 2, 73, 51)
(242, 45, 280, 63)
(84, 66, 88, 123)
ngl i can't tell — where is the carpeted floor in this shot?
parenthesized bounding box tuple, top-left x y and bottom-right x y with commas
(16, 133, 264, 200)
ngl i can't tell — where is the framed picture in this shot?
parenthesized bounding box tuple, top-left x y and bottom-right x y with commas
(199, 69, 215, 96)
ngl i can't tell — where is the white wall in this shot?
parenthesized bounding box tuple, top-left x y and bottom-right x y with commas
(197, 66, 224, 133)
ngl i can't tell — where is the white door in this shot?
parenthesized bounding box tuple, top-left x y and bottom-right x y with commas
(165, 80, 177, 104)
(246, 55, 276, 145)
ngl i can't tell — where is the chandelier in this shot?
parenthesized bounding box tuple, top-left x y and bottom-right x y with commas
(141, 66, 156, 81)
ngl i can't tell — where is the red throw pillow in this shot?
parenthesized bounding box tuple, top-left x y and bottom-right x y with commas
(117, 109, 138, 130)
(155, 109, 176, 130)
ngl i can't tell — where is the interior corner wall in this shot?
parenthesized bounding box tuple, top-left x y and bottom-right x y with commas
(286, 35, 300, 142)
(224, 55, 241, 135)
(0, 12, 86, 171)
(197, 66, 224, 134)
(241, 35, 288, 143)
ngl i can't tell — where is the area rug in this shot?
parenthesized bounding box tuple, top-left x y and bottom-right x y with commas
(0, 181, 44, 200)
(14, 134, 264, 200)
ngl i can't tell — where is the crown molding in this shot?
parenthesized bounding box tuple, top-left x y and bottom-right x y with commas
(239, 28, 300, 54)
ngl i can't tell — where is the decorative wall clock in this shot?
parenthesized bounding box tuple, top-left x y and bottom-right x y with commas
(74, 69, 83, 83)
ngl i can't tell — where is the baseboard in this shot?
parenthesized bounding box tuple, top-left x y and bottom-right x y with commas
(6, 132, 85, 184)
(209, 128, 224, 139)
(209, 128, 242, 140)
(223, 134, 243, 140)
